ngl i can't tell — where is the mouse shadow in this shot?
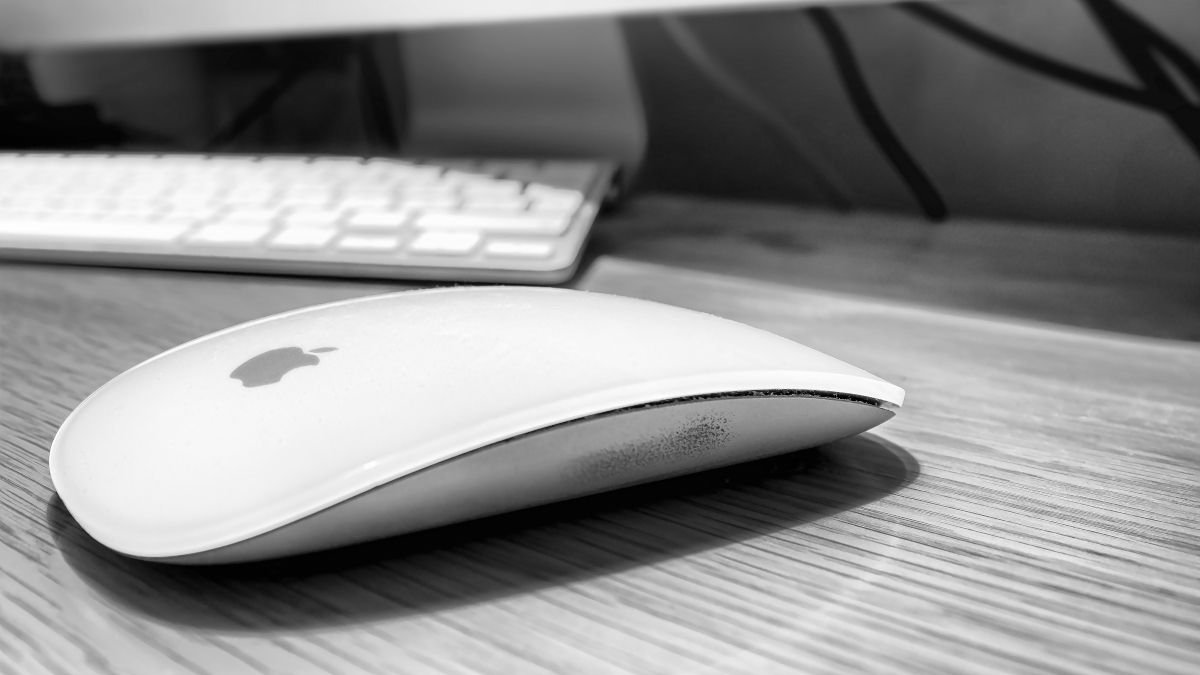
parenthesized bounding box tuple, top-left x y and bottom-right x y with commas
(49, 434, 918, 632)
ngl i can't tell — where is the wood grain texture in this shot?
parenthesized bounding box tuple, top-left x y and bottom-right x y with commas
(591, 196, 1200, 340)
(2, 198, 1199, 674)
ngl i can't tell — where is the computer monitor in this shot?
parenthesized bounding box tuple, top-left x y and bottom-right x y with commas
(1, 0, 880, 179)
(3, 0, 869, 171)
(0, 1, 869, 49)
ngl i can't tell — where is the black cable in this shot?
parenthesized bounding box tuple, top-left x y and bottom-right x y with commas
(659, 16, 853, 209)
(1116, 6, 1200, 99)
(1082, 0, 1200, 161)
(203, 62, 309, 152)
(898, 2, 1179, 113)
(899, 1, 1200, 176)
(807, 7, 947, 221)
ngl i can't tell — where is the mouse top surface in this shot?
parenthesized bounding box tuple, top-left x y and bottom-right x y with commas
(51, 286, 904, 560)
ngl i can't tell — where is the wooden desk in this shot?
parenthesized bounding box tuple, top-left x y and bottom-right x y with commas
(3, 197, 1198, 674)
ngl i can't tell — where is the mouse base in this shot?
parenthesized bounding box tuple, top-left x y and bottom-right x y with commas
(153, 392, 893, 564)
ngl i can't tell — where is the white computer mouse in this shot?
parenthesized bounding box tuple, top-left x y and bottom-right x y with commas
(50, 286, 904, 564)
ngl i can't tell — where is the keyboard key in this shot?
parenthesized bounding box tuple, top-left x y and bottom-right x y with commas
(414, 212, 571, 236)
(168, 187, 224, 205)
(337, 234, 401, 252)
(268, 227, 337, 250)
(525, 182, 582, 199)
(224, 185, 278, 204)
(284, 208, 344, 228)
(484, 239, 555, 259)
(528, 190, 583, 214)
(111, 196, 169, 212)
(398, 185, 458, 201)
(408, 230, 481, 255)
(279, 186, 335, 205)
(462, 179, 523, 196)
(105, 207, 162, 221)
(0, 215, 188, 244)
(217, 207, 277, 224)
(339, 189, 396, 208)
(189, 224, 271, 246)
(401, 198, 458, 214)
(161, 206, 221, 223)
(46, 196, 113, 216)
(462, 195, 528, 213)
(379, 165, 442, 184)
(345, 210, 409, 230)
(1, 195, 55, 210)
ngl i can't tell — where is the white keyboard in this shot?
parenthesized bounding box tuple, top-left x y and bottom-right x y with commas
(0, 153, 617, 283)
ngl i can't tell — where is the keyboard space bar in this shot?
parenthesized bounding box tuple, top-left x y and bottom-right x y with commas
(0, 216, 190, 245)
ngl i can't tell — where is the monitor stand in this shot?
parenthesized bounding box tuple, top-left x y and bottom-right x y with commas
(394, 18, 645, 180)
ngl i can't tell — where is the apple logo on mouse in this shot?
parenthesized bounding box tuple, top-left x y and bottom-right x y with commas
(230, 347, 337, 387)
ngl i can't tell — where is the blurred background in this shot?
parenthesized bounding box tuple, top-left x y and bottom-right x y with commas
(2, 0, 1198, 234)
